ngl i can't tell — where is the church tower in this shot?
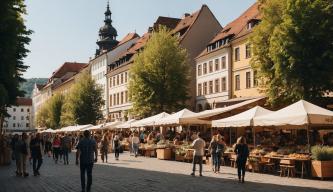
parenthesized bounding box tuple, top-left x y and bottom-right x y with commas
(96, 2, 118, 56)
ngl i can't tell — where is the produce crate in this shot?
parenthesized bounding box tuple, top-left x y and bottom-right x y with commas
(156, 148, 172, 160)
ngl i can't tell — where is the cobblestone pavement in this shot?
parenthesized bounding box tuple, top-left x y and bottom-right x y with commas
(0, 152, 332, 192)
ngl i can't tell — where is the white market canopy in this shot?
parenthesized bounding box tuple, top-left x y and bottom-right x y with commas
(131, 112, 170, 127)
(115, 119, 138, 129)
(58, 124, 93, 132)
(212, 106, 273, 128)
(254, 100, 333, 127)
(103, 121, 122, 129)
(154, 109, 210, 126)
(192, 97, 265, 119)
(42, 128, 57, 133)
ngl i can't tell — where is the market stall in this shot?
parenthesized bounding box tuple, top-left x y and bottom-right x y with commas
(254, 100, 333, 144)
(212, 106, 273, 145)
(114, 119, 137, 129)
(154, 109, 210, 126)
(131, 112, 170, 128)
(57, 124, 93, 133)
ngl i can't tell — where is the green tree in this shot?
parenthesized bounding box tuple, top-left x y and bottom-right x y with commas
(48, 94, 64, 129)
(35, 103, 51, 129)
(129, 26, 190, 117)
(61, 72, 104, 126)
(0, 0, 32, 132)
(251, 0, 333, 107)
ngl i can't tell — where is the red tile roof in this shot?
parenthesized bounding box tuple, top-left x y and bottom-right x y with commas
(50, 62, 87, 79)
(172, 9, 200, 35)
(153, 16, 181, 30)
(110, 5, 206, 67)
(36, 84, 45, 90)
(16, 98, 32, 106)
(197, 2, 260, 58)
(117, 33, 140, 47)
(210, 2, 259, 44)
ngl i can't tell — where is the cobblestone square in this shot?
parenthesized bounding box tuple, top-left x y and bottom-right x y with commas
(0, 152, 332, 192)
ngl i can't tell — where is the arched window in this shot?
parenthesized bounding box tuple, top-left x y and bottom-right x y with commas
(205, 103, 211, 110)
(197, 104, 203, 112)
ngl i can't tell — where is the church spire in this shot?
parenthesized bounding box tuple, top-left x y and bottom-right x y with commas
(95, 1, 118, 56)
(104, 1, 112, 25)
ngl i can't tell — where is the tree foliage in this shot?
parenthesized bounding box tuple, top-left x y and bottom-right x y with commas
(129, 26, 190, 117)
(35, 102, 51, 129)
(0, 0, 32, 131)
(251, 0, 333, 107)
(35, 94, 64, 129)
(60, 72, 104, 126)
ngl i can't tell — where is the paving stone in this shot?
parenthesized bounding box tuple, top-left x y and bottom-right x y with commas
(0, 152, 332, 192)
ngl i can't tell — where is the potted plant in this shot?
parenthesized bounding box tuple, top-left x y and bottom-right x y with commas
(311, 145, 333, 179)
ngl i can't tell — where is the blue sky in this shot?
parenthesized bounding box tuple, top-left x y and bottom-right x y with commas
(23, 0, 256, 78)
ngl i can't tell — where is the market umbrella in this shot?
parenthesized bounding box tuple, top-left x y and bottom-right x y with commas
(131, 112, 170, 127)
(254, 100, 333, 144)
(154, 109, 210, 126)
(115, 119, 137, 129)
(212, 106, 273, 145)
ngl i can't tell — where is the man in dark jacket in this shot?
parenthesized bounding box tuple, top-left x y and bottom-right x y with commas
(76, 130, 98, 192)
(30, 133, 43, 176)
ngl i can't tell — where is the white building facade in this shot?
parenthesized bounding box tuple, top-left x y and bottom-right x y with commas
(90, 54, 108, 117)
(3, 98, 33, 132)
(195, 46, 232, 112)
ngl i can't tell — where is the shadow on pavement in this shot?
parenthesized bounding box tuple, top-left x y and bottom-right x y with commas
(0, 156, 332, 192)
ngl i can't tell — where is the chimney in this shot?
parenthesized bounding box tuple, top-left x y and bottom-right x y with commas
(183, 13, 190, 19)
(148, 27, 153, 33)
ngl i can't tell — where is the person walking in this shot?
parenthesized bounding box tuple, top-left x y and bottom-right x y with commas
(132, 133, 140, 157)
(76, 130, 98, 192)
(20, 133, 29, 177)
(234, 136, 249, 183)
(190, 132, 205, 177)
(62, 134, 71, 165)
(208, 135, 219, 173)
(100, 134, 109, 163)
(10, 134, 19, 161)
(216, 134, 226, 173)
(30, 133, 43, 176)
(113, 133, 120, 160)
(13, 134, 23, 176)
(52, 135, 61, 164)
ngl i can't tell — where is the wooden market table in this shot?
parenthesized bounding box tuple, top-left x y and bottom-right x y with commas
(250, 155, 311, 178)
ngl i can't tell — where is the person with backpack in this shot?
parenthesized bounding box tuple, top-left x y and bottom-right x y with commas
(113, 133, 120, 160)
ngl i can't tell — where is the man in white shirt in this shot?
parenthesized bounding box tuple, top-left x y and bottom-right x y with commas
(190, 132, 205, 176)
(132, 133, 140, 157)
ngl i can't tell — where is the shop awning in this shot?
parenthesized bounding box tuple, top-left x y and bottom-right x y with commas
(154, 109, 210, 126)
(192, 97, 265, 120)
(115, 119, 138, 129)
(254, 100, 333, 127)
(57, 124, 93, 132)
(131, 112, 170, 127)
(212, 106, 273, 127)
(41, 128, 57, 133)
